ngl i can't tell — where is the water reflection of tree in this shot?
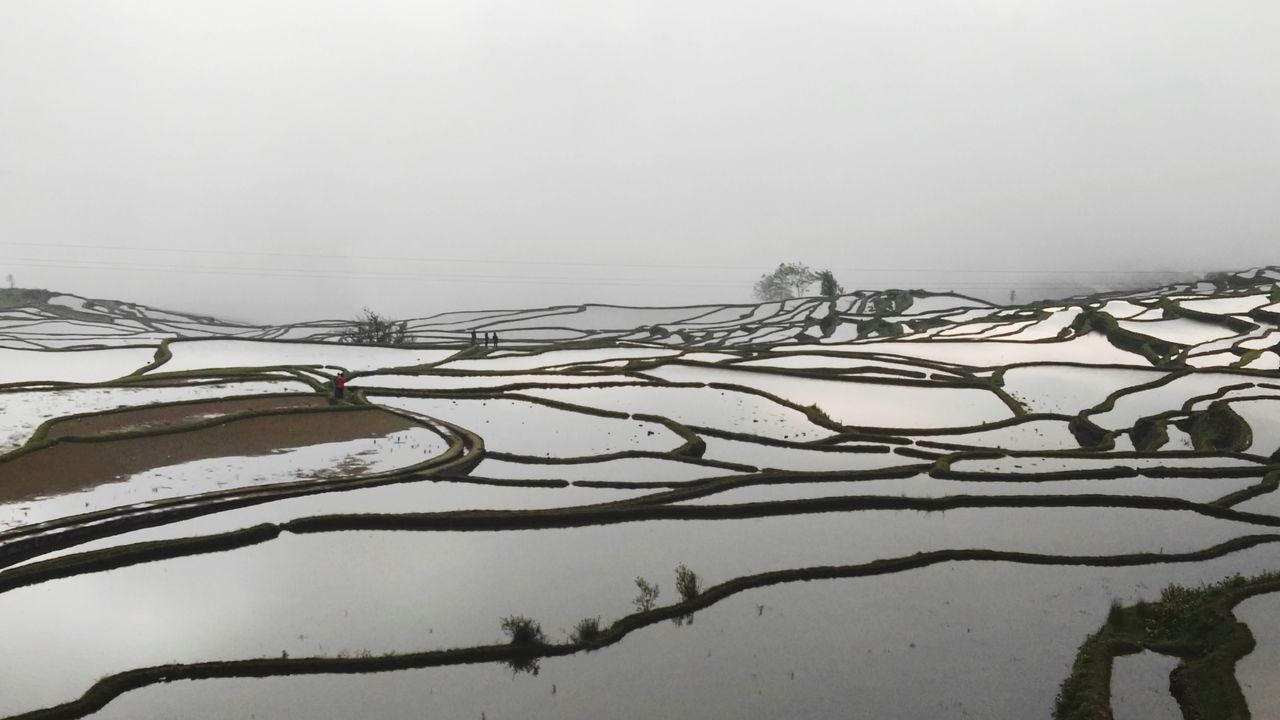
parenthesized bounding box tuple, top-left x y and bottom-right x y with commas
(503, 656, 541, 676)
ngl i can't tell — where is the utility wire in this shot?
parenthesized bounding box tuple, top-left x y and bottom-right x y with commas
(0, 241, 1202, 276)
(0, 255, 1153, 294)
(0, 256, 752, 289)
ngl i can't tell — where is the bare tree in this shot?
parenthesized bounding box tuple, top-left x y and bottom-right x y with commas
(338, 308, 408, 344)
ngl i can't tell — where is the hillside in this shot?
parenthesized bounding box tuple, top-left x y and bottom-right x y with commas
(1, 266, 1280, 719)
(3, 266, 1279, 356)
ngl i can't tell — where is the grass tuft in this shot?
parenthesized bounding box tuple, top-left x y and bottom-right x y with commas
(569, 616, 603, 645)
(500, 615, 547, 645)
(1106, 599, 1124, 627)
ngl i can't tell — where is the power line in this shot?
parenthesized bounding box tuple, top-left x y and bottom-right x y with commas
(0, 255, 1162, 293)
(0, 241, 1204, 276)
(0, 256, 751, 289)
(2, 241, 760, 272)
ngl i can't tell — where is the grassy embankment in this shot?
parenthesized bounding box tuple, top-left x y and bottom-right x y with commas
(1055, 571, 1280, 720)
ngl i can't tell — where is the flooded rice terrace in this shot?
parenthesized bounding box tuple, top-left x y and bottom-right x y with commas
(2, 270, 1280, 719)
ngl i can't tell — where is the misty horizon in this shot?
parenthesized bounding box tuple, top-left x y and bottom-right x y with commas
(2, 2, 1277, 322)
(0, 262, 1217, 325)
(2, 5, 1279, 711)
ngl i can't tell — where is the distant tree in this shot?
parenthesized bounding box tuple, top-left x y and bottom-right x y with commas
(817, 270, 843, 299)
(753, 262, 819, 301)
(339, 308, 408, 344)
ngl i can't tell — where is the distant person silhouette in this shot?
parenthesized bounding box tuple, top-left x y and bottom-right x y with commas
(334, 371, 347, 400)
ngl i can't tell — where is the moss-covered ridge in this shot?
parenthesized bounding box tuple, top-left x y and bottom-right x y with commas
(1054, 572, 1280, 720)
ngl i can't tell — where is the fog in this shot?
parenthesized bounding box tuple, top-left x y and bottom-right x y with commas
(2, 1, 1277, 322)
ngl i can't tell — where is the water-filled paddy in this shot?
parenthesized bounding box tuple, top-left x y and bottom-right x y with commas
(72, 549, 1280, 720)
(1110, 651, 1181, 720)
(156, 339, 458, 373)
(731, 353, 951, 376)
(0, 505, 1266, 713)
(1089, 371, 1258, 429)
(371, 395, 684, 456)
(0, 346, 156, 384)
(947, 454, 1261, 476)
(643, 364, 1013, 428)
(1230, 398, 1280, 457)
(4, 269, 1280, 719)
(1001, 365, 1163, 415)
(678, 473, 1259, 505)
(1178, 294, 1270, 315)
(437, 347, 680, 372)
(1117, 318, 1239, 345)
(15, 478, 652, 567)
(701, 437, 910, 473)
(520, 386, 832, 441)
(0, 380, 311, 453)
(350, 372, 635, 391)
(471, 456, 742, 483)
(919, 418, 1081, 451)
(1234, 592, 1280, 717)
(795, 333, 1146, 366)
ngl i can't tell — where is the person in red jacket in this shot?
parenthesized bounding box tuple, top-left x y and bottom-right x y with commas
(334, 371, 347, 400)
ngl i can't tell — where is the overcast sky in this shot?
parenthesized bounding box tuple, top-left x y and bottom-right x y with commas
(2, 1, 1277, 322)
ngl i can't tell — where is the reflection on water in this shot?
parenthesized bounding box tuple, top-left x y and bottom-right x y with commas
(81, 549, 1280, 720)
(0, 507, 1270, 716)
(1233, 592, 1280, 717)
(1111, 651, 1182, 720)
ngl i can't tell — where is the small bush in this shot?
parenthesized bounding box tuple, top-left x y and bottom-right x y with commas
(500, 615, 547, 645)
(569, 617, 603, 645)
(634, 577, 660, 612)
(675, 564, 701, 602)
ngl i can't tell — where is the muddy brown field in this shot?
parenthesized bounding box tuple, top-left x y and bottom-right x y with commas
(0, 402, 414, 504)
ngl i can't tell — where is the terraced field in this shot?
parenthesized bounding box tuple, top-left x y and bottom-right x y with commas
(2, 268, 1280, 719)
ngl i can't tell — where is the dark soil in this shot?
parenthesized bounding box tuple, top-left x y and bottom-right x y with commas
(44, 396, 328, 440)
(0, 406, 414, 505)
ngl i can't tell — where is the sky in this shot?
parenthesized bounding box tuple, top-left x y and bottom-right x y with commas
(1, 1, 1277, 322)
